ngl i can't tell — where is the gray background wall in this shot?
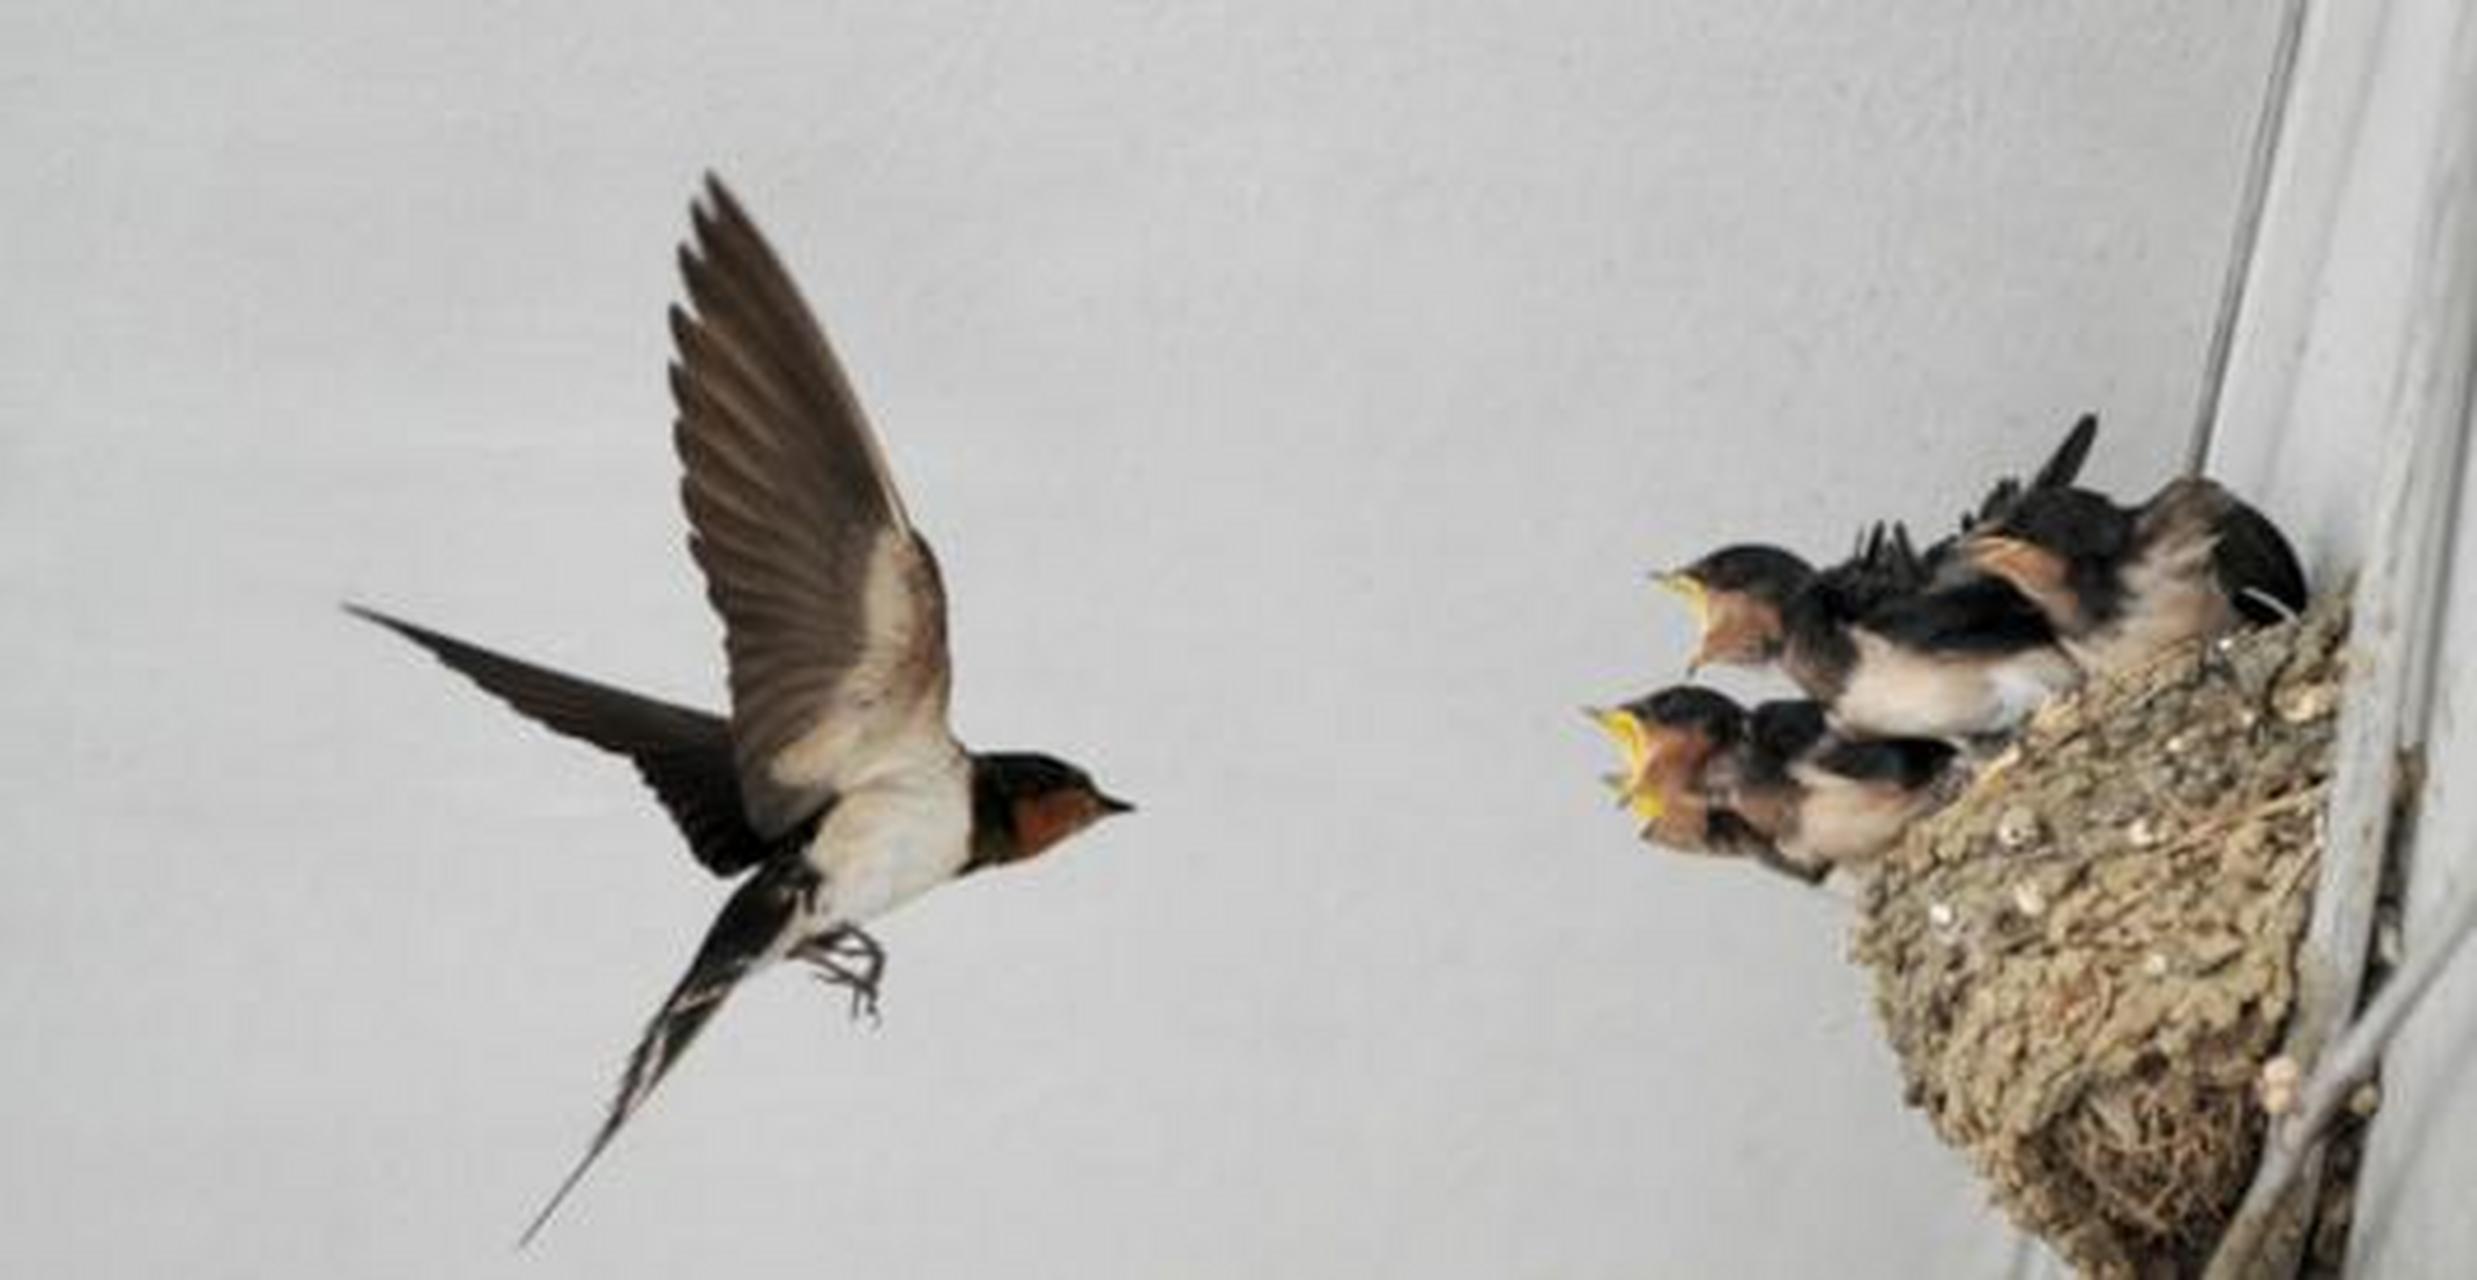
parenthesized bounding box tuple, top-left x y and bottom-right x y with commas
(1, 3, 2285, 1276)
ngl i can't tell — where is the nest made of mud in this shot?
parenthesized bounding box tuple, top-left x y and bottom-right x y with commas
(1853, 596, 2347, 1278)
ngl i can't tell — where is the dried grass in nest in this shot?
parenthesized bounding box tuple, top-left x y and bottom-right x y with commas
(1853, 594, 2348, 1279)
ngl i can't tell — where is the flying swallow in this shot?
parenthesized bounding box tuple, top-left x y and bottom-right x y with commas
(1657, 525, 2077, 741)
(1962, 474, 2308, 678)
(352, 176, 1132, 1245)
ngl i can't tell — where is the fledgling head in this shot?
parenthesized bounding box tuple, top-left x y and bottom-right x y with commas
(1966, 487, 2130, 631)
(1586, 685, 1747, 835)
(1653, 545, 1813, 672)
(974, 752, 1134, 864)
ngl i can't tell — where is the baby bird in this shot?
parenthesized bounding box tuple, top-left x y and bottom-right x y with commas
(1587, 686, 1744, 852)
(1964, 476, 2308, 679)
(1659, 527, 2076, 741)
(1653, 415, 2101, 739)
(1590, 686, 1962, 883)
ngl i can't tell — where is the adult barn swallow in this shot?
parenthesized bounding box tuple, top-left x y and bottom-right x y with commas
(1964, 475, 2308, 678)
(1658, 526, 2077, 740)
(353, 177, 1131, 1245)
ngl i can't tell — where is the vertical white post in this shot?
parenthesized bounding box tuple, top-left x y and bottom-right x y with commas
(2202, 0, 2477, 1273)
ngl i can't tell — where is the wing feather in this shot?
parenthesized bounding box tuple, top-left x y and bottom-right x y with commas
(346, 605, 785, 877)
(671, 176, 953, 836)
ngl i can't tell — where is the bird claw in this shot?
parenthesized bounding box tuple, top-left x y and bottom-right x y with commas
(796, 927, 888, 1028)
(810, 966, 882, 1027)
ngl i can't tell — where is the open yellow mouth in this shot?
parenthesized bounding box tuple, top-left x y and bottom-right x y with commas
(1587, 707, 1669, 824)
(1653, 571, 1711, 627)
(1653, 572, 1718, 672)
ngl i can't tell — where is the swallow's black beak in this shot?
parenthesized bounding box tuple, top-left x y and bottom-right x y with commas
(1096, 792, 1136, 816)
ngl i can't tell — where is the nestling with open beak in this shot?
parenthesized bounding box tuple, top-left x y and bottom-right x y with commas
(1652, 545, 1808, 674)
(1652, 412, 2097, 674)
(1963, 475, 2308, 679)
(1589, 686, 1960, 884)
(1587, 686, 1744, 850)
(1657, 525, 2078, 741)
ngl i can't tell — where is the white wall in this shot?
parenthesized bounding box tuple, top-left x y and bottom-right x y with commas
(2208, 0, 2477, 1275)
(0, 3, 2284, 1276)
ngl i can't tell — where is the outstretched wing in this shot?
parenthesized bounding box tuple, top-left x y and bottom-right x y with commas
(670, 176, 954, 836)
(346, 605, 791, 877)
(518, 858, 818, 1247)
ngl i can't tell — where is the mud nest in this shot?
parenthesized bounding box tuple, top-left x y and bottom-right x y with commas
(1853, 594, 2348, 1278)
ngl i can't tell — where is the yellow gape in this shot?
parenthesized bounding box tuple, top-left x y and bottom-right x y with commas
(1587, 707, 1669, 825)
(1653, 571, 1720, 673)
(1653, 570, 1711, 626)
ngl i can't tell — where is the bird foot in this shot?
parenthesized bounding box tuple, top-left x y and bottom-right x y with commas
(796, 927, 888, 1027)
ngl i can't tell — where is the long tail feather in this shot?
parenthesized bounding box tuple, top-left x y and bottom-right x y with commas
(515, 860, 816, 1247)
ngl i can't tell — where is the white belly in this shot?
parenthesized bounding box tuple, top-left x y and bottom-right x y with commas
(802, 750, 973, 925)
(1832, 633, 2079, 738)
(2068, 572, 2236, 678)
(1778, 766, 1936, 864)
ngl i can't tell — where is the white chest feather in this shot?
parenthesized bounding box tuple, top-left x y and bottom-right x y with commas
(802, 751, 973, 926)
(1778, 765, 1937, 865)
(2068, 537, 2235, 677)
(1834, 633, 2080, 738)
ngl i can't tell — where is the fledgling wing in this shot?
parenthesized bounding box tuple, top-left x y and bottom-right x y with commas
(346, 606, 788, 877)
(1964, 412, 2101, 532)
(1745, 699, 1831, 767)
(2135, 477, 2308, 624)
(671, 176, 954, 836)
(2211, 496, 2309, 624)
(1923, 413, 2103, 575)
(1812, 735, 1958, 792)
(2029, 413, 2100, 492)
(1806, 524, 1923, 617)
(1863, 573, 2059, 655)
(519, 858, 818, 1247)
